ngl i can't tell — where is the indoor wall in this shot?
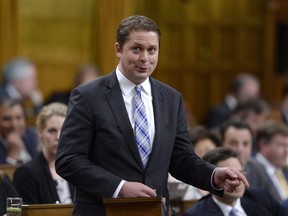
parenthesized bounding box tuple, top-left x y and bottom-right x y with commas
(0, 0, 287, 124)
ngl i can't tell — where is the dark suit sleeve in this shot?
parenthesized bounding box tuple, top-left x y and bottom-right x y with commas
(166, 92, 222, 196)
(55, 87, 123, 200)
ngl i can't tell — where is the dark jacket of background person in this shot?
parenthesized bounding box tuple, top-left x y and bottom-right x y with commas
(13, 152, 74, 204)
(0, 171, 19, 216)
(183, 188, 288, 216)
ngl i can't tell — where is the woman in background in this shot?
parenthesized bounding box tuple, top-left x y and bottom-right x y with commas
(13, 103, 74, 204)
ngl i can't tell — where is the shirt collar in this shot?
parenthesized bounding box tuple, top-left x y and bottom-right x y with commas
(256, 153, 277, 176)
(116, 66, 151, 97)
(212, 196, 245, 215)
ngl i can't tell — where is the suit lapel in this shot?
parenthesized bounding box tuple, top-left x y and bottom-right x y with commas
(105, 72, 144, 169)
(146, 78, 164, 168)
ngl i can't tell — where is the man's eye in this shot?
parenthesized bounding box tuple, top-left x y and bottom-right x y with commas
(132, 47, 140, 51)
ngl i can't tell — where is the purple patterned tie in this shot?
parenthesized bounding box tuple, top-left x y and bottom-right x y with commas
(134, 85, 151, 167)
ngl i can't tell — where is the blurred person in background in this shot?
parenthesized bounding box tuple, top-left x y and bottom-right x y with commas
(45, 64, 100, 105)
(13, 102, 74, 204)
(204, 73, 260, 129)
(0, 58, 43, 119)
(0, 97, 38, 165)
(184, 147, 288, 216)
(255, 121, 288, 203)
(220, 119, 272, 192)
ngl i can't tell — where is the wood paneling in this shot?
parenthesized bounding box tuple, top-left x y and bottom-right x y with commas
(264, 0, 288, 102)
(142, 0, 266, 123)
(17, 0, 97, 98)
(0, 0, 17, 73)
(1, 0, 285, 124)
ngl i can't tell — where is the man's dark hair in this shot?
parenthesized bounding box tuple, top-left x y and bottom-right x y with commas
(0, 97, 27, 119)
(220, 119, 253, 142)
(203, 147, 238, 165)
(116, 15, 161, 48)
(233, 98, 269, 119)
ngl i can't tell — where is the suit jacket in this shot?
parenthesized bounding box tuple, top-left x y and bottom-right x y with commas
(254, 157, 288, 203)
(183, 188, 288, 216)
(13, 152, 74, 204)
(0, 127, 38, 164)
(56, 71, 222, 216)
(245, 158, 283, 203)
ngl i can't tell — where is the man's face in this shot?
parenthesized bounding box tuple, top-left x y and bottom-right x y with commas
(115, 30, 159, 84)
(216, 157, 246, 202)
(261, 134, 288, 168)
(0, 104, 26, 137)
(223, 126, 253, 165)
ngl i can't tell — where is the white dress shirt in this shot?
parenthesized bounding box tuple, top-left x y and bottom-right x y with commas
(112, 67, 155, 198)
(212, 196, 247, 216)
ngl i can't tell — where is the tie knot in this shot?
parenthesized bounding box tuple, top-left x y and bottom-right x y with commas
(229, 208, 237, 216)
(135, 85, 143, 96)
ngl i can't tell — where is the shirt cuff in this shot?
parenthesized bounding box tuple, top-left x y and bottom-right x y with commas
(113, 180, 126, 198)
(211, 168, 222, 190)
(5, 157, 18, 165)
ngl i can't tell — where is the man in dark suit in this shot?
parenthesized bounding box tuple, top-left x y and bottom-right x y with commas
(55, 15, 248, 216)
(255, 121, 288, 203)
(0, 97, 38, 165)
(183, 147, 288, 216)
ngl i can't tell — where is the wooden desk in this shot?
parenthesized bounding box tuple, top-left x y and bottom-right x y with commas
(22, 204, 73, 216)
(0, 164, 18, 180)
(104, 197, 164, 216)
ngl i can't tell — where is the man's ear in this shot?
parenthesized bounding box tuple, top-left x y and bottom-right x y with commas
(115, 42, 122, 58)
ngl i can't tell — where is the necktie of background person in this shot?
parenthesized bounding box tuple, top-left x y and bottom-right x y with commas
(275, 169, 288, 197)
(229, 208, 237, 216)
(134, 85, 151, 167)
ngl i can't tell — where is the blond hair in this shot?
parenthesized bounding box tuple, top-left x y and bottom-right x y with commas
(36, 102, 67, 130)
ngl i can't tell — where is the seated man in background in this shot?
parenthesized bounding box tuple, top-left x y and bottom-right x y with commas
(0, 58, 44, 119)
(229, 97, 269, 156)
(255, 121, 288, 203)
(13, 103, 74, 204)
(183, 147, 288, 216)
(0, 97, 38, 165)
(220, 119, 270, 189)
(204, 73, 260, 129)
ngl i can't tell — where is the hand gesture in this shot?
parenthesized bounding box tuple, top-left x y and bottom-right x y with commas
(213, 167, 249, 193)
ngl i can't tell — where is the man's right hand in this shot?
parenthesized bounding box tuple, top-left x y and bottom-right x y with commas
(118, 182, 157, 198)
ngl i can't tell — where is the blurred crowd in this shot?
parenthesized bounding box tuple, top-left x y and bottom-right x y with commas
(0, 57, 99, 216)
(1, 57, 288, 215)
